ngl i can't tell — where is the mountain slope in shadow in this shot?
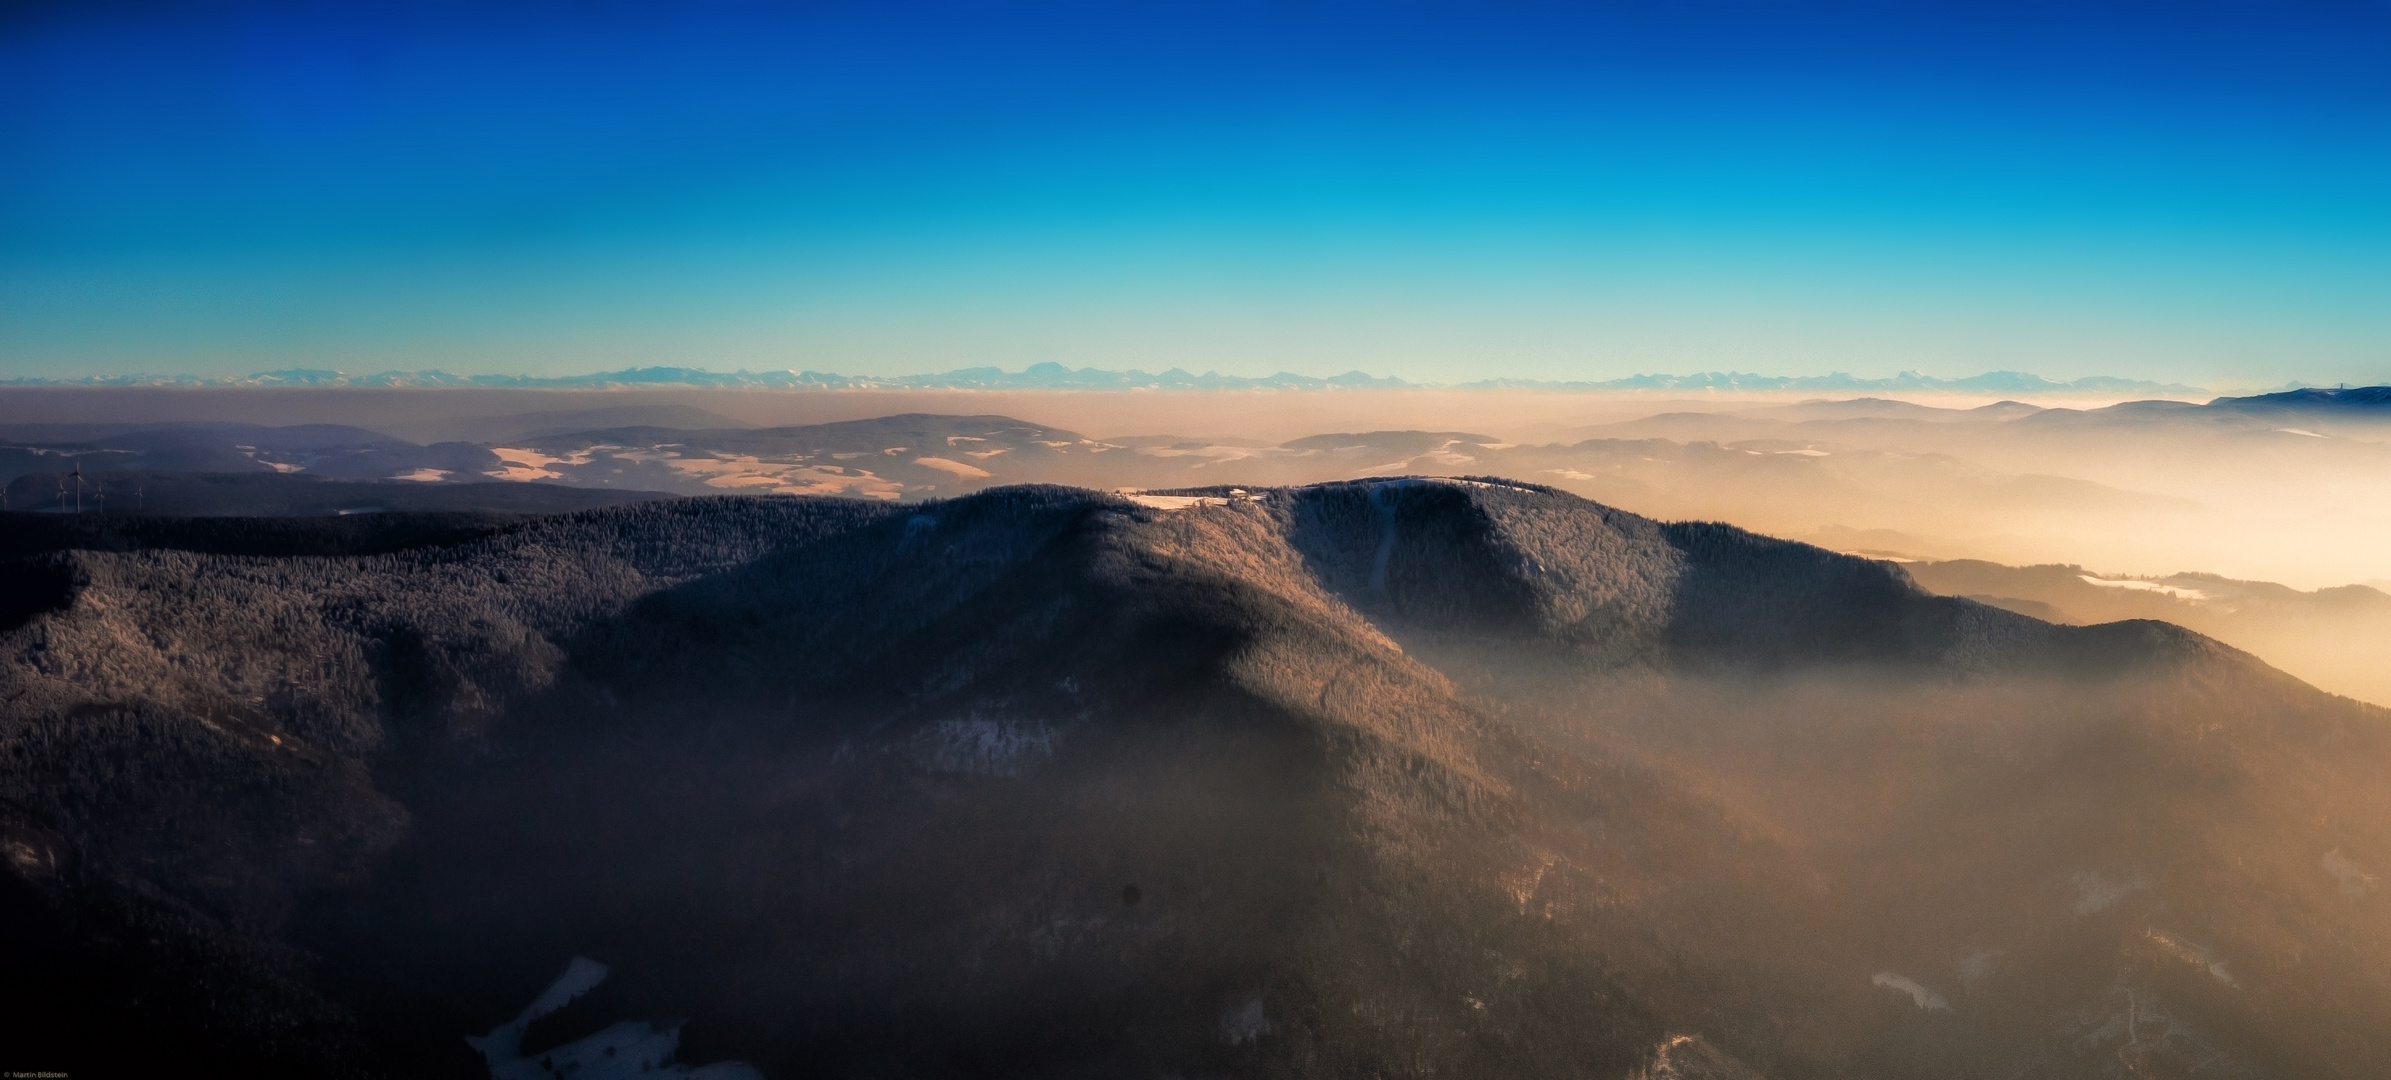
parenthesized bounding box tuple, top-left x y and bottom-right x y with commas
(0, 479, 2384, 1079)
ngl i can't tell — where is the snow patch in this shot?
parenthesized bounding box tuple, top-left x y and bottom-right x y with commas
(1220, 995, 1272, 1045)
(643, 453, 903, 497)
(2323, 849, 2377, 898)
(1871, 972, 1952, 1012)
(914, 456, 994, 479)
(2071, 870, 2148, 915)
(1132, 443, 1266, 461)
(917, 717, 1058, 776)
(1126, 494, 1225, 510)
(2143, 929, 2237, 987)
(1957, 948, 2000, 990)
(2078, 575, 2210, 601)
(486, 446, 595, 481)
(391, 468, 450, 482)
(467, 957, 763, 1080)
(236, 446, 307, 472)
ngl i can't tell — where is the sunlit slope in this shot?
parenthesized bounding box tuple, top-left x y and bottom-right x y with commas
(1, 481, 2385, 1078)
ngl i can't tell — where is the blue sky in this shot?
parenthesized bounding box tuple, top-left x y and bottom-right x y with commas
(4, 1, 2387, 386)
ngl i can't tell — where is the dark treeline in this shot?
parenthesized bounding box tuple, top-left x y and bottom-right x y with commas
(0, 510, 519, 560)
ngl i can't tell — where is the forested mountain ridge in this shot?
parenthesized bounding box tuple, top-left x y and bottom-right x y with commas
(2, 480, 2384, 1079)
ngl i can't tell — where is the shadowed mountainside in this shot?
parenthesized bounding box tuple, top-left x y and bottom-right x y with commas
(1, 480, 2385, 1079)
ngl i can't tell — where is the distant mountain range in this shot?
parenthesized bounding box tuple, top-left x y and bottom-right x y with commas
(2206, 384, 2391, 415)
(1454, 369, 2217, 395)
(0, 363, 2221, 396)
